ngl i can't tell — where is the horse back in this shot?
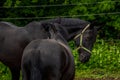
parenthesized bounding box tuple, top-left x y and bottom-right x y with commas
(41, 18, 90, 28)
(0, 21, 18, 30)
(22, 39, 75, 80)
(22, 39, 62, 80)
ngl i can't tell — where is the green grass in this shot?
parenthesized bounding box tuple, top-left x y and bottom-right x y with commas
(0, 39, 120, 80)
(0, 63, 23, 80)
(71, 39, 120, 79)
(75, 68, 120, 79)
(0, 63, 11, 80)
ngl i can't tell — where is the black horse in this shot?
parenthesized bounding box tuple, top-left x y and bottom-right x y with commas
(0, 18, 98, 80)
(21, 23, 75, 80)
(0, 21, 63, 80)
(0, 21, 30, 80)
(41, 18, 98, 63)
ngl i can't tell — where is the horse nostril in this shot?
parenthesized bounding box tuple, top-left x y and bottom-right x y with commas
(79, 53, 91, 63)
(79, 53, 86, 63)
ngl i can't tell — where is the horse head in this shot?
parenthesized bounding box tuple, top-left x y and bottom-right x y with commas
(74, 23, 99, 63)
(40, 18, 101, 63)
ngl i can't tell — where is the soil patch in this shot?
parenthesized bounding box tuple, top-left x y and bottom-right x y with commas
(75, 77, 120, 80)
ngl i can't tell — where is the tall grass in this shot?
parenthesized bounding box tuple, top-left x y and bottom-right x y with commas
(69, 39, 120, 78)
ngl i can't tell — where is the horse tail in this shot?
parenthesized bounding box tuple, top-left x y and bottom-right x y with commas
(30, 50, 42, 80)
(30, 67, 42, 80)
(22, 49, 42, 80)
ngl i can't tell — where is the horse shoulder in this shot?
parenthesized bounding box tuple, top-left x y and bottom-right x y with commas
(24, 21, 40, 29)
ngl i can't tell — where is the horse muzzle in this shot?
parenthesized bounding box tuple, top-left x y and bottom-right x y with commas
(79, 51, 91, 63)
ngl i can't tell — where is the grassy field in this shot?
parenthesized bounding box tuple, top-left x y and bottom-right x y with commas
(71, 39, 120, 79)
(0, 39, 120, 80)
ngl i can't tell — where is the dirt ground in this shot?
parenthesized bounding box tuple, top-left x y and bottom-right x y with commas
(75, 77, 120, 80)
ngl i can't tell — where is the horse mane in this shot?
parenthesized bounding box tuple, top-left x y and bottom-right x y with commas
(41, 18, 90, 28)
(25, 21, 41, 28)
(52, 23, 69, 40)
(42, 22, 68, 45)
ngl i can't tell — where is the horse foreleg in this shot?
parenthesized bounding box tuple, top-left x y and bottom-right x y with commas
(9, 67, 20, 80)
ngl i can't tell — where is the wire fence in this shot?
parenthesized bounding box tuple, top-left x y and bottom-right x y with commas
(0, 1, 120, 8)
(0, 1, 120, 20)
(0, 12, 120, 20)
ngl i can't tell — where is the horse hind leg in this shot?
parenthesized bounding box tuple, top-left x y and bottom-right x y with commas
(43, 69, 61, 80)
(22, 63, 42, 80)
(31, 69, 42, 80)
(9, 67, 20, 80)
(22, 65, 30, 80)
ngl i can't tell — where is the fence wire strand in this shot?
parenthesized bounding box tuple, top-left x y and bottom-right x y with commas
(0, 1, 120, 8)
(0, 12, 120, 20)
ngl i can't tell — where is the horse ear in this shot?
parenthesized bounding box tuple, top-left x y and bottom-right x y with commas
(49, 23, 58, 33)
(88, 20, 97, 29)
(57, 17, 61, 24)
(95, 26, 103, 31)
(89, 20, 105, 31)
(42, 22, 50, 31)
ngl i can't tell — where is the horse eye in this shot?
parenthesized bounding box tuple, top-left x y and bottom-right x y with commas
(85, 36, 90, 40)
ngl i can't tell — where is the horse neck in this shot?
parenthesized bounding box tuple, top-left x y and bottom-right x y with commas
(68, 29, 82, 40)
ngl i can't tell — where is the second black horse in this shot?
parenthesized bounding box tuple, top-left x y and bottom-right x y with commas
(41, 18, 99, 63)
(21, 23, 75, 80)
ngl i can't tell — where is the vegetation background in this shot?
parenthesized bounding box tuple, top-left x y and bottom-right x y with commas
(0, 0, 120, 80)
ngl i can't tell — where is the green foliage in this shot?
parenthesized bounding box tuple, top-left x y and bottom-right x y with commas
(69, 39, 120, 71)
(0, 0, 120, 39)
(1, 0, 120, 39)
(32, 0, 38, 3)
(70, 39, 120, 78)
(0, 63, 11, 80)
(3, 0, 12, 7)
(14, 0, 21, 7)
